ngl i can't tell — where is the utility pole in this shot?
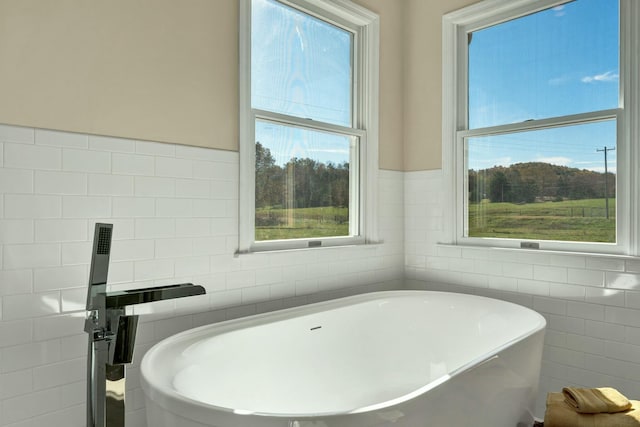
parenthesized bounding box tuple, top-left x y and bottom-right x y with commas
(597, 146, 615, 219)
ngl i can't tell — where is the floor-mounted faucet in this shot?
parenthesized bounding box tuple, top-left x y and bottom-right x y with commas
(84, 223, 206, 427)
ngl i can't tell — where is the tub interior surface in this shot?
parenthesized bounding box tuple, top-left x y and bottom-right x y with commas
(173, 300, 438, 415)
(146, 292, 545, 417)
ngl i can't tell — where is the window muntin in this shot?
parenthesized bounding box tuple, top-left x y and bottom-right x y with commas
(251, 0, 353, 127)
(468, 0, 619, 129)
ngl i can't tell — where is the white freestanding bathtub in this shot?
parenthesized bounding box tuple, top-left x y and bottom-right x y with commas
(141, 291, 546, 427)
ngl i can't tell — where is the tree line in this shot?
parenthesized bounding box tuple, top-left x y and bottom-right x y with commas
(255, 142, 350, 209)
(469, 162, 616, 203)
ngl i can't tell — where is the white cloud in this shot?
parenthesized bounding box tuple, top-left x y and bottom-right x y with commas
(469, 157, 513, 169)
(308, 148, 349, 154)
(582, 71, 619, 83)
(536, 156, 572, 166)
(552, 5, 566, 17)
(548, 75, 571, 86)
(590, 166, 617, 174)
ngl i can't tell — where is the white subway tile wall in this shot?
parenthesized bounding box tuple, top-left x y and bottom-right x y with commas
(0, 124, 404, 427)
(404, 170, 640, 418)
(5, 123, 640, 425)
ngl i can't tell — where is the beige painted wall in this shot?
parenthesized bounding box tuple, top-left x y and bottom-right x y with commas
(0, 0, 406, 170)
(353, 0, 405, 171)
(403, 0, 477, 171)
(0, 0, 487, 171)
(0, 0, 238, 151)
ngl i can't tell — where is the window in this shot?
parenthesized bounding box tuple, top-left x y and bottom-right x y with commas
(239, 0, 379, 252)
(443, 0, 640, 255)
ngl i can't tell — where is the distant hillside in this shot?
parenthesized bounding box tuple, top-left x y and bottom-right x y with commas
(469, 162, 615, 203)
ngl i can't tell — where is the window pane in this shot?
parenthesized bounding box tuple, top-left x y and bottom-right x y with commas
(467, 120, 616, 243)
(468, 0, 619, 129)
(255, 120, 353, 241)
(252, 0, 353, 127)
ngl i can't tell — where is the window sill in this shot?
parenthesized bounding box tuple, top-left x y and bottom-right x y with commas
(235, 240, 384, 257)
(436, 242, 640, 261)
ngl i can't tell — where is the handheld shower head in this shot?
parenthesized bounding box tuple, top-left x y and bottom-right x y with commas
(86, 223, 113, 311)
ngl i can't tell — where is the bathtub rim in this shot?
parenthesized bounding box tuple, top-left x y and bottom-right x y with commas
(140, 290, 547, 421)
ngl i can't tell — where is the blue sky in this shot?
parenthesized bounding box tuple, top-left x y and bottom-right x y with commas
(468, 0, 619, 173)
(251, 0, 619, 172)
(255, 120, 351, 167)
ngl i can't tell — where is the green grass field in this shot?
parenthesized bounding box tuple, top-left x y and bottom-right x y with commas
(469, 198, 616, 242)
(256, 206, 349, 241)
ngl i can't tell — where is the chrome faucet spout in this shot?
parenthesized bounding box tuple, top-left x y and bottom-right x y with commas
(104, 283, 206, 309)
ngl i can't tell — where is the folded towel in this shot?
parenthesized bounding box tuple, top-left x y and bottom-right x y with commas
(545, 392, 640, 427)
(563, 387, 632, 414)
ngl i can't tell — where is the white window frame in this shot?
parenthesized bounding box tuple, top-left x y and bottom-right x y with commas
(239, 0, 379, 253)
(442, 0, 640, 256)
